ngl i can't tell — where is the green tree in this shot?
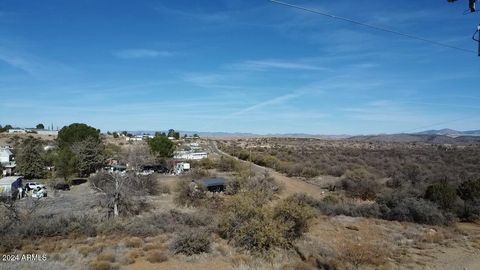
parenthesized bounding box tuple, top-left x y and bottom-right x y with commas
(54, 148, 77, 181)
(16, 137, 46, 179)
(457, 178, 480, 220)
(193, 133, 199, 138)
(167, 129, 176, 138)
(458, 178, 480, 202)
(148, 134, 175, 158)
(112, 132, 119, 138)
(424, 179, 457, 210)
(36, 123, 45, 129)
(57, 123, 100, 149)
(56, 123, 103, 178)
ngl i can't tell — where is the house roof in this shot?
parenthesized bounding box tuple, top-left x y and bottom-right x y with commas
(201, 178, 226, 187)
(0, 149, 13, 156)
(0, 176, 23, 185)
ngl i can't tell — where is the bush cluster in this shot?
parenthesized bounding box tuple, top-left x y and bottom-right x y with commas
(218, 193, 315, 253)
(169, 229, 211, 255)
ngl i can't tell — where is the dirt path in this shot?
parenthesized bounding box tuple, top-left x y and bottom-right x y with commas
(427, 223, 480, 270)
(207, 141, 327, 199)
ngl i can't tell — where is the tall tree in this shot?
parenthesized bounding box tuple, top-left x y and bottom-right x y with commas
(54, 148, 76, 181)
(56, 123, 104, 178)
(71, 137, 105, 177)
(167, 129, 176, 138)
(36, 123, 45, 129)
(16, 137, 46, 179)
(148, 134, 175, 158)
(57, 123, 101, 149)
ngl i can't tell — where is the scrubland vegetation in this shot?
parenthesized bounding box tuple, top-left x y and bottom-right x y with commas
(2, 131, 480, 269)
(220, 138, 480, 226)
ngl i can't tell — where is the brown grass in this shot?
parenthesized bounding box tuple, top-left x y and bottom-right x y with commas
(96, 252, 116, 263)
(145, 250, 169, 263)
(125, 237, 143, 248)
(280, 261, 316, 270)
(89, 260, 119, 270)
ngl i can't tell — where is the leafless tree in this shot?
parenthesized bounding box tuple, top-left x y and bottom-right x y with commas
(89, 171, 156, 218)
(122, 143, 154, 171)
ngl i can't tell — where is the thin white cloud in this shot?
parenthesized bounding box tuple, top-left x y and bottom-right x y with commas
(113, 49, 173, 59)
(231, 92, 303, 116)
(0, 47, 76, 79)
(230, 59, 326, 71)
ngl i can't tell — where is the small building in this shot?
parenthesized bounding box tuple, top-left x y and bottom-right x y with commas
(0, 176, 23, 198)
(0, 148, 14, 164)
(7, 128, 26, 134)
(200, 178, 226, 192)
(35, 129, 58, 136)
(174, 151, 208, 160)
(174, 162, 190, 175)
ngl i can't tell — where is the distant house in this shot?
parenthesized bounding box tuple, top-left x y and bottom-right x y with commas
(0, 147, 16, 176)
(174, 151, 208, 160)
(24, 128, 58, 136)
(0, 147, 13, 164)
(126, 136, 143, 142)
(8, 128, 26, 134)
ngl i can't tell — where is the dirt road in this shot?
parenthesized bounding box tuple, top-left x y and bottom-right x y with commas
(207, 140, 327, 199)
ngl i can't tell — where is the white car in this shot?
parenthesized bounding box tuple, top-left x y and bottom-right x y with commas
(25, 182, 45, 190)
(31, 186, 47, 198)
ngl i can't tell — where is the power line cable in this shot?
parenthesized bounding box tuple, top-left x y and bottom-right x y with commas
(270, 0, 476, 54)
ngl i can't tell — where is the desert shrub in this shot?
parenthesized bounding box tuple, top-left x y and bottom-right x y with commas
(461, 200, 480, 221)
(244, 171, 283, 202)
(225, 177, 244, 195)
(216, 156, 238, 172)
(191, 158, 216, 170)
(385, 197, 452, 225)
(146, 250, 168, 263)
(123, 210, 210, 237)
(326, 165, 345, 177)
(134, 175, 159, 195)
(89, 260, 119, 270)
(218, 193, 286, 253)
(125, 237, 143, 248)
(341, 168, 379, 200)
(457, 178, 480, 221)
(187, 168, 211, 179)
(317, 201, 382, 218)
(300, 167, 319, 178)
(457, 178, 480, 202)
(169, 229, 211, 255)
(96, 252, 115, 263)
(174, 179, 206, 207)
(424, 180, 458, 210)
(322, 194, 339, 204)
(273, 196, 316, 240)
(157, 182, 170, 194)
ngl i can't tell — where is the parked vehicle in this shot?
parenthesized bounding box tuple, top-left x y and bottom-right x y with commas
(24, 182, 45, 191)
(53, 182, 70, 190)
(31, 186, 47, 198)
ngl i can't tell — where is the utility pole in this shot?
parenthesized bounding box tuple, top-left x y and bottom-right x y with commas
(448, 0, 479, 56)
(474, 24, 480, 56)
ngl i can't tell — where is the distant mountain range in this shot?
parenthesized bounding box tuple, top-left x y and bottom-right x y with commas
(414, 128, 480, 137)
(123, 128, 480, 144)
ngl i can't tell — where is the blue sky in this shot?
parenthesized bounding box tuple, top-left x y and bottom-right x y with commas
(0, 0, 479, 134)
